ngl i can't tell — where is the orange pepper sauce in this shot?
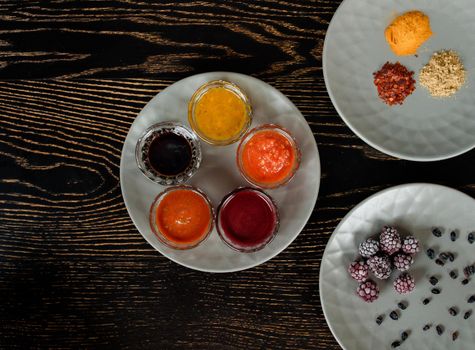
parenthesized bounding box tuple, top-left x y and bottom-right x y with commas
(155, 189, 211, 245)
(241, 130, 296, 186)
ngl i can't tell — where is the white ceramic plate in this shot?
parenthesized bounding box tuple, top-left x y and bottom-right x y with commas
(323, 0, 475, 161)
(120, 72, 321, 272)
(320, 183, 475, 350)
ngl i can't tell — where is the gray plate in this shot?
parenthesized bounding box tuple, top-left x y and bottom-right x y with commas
(324, 0, 475, 161)
(320, 183, 475, 350)
(120, 72, 321, 272)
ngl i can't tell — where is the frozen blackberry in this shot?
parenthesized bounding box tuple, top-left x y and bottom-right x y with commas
(432, 227, 442, 237)
(435, 258, 445, 266)
(376, 315, 384, 325)
(394, 272, 415, 294)
(391, 341, 401, 348)
(468, 295, 475, 303)
(436, 325, 444, 335)
(468, 232, 474, 244)
(464, 310, 472, 319)
(450, 231, 457, 241)
(449, 307, 458, 316)
(401, 235, 420, 254)
(422, 298, 431, 305)
(356, 280, 379, 303)
(359, 239, 380, 258)
(393, 253, 413, 271)
(368, 255, 392, 280)
(423, 324, 431, 331)
(462, 278, 470, 285)
(380, 226, 402, 255)
(389, 310, 399, 320)
(348, 260, 369, 282)
(431, 288, 441, 294)
(429, 276, 438, 286)
(426, 248, 435, 259)
(447, 252, 455, 262)
(450, 270, 458, 279)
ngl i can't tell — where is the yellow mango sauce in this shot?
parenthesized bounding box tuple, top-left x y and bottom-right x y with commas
(194, 87, 248, 142)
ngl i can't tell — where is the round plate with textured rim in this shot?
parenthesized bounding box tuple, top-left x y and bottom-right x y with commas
(323, 0, 475, 161)
(320, 183, 475, 350)
(120, 72, 320, 273)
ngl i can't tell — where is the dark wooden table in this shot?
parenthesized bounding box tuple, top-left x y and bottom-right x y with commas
(1, 1, 474, 349)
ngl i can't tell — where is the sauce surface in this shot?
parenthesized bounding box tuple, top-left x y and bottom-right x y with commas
(219, 189, 277, 249)
(194, 87, 248, 142)
(241, 130, 296, 185)
(156, 189, 211, 244)
(148, 132, 192, 176)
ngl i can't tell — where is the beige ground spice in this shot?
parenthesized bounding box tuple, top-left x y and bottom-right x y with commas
(419, 50, 466, 97)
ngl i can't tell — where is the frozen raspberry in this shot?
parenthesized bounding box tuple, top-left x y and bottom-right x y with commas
(402, 235, 420, 254)
(368, 255, 392, 280)
(394, 272, 415, 294)
(357, 280, 379, 302)
(380, 226, 402, 255)
(359, 239, 380, 258)
(348, 260, 369, 282)
(393, 253, 414, 271)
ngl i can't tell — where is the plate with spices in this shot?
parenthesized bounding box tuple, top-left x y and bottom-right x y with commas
(323, 0, 475, 161)
(320, 183, 475, 350)
(120, 72, 320, 272)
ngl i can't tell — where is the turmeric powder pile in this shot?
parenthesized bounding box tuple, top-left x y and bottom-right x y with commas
(385, 11, 432, 56)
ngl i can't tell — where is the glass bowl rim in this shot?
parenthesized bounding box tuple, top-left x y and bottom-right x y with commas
(216, 186, 280, 253)
(236, 123, 301, 189)
(149, 184, 215, 250)
(188, 80, 252, 146)
(135, 121, 202, 186)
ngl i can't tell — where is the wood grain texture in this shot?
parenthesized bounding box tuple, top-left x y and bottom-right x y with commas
(0, 0, 336, 79)
(1, 1, 475, 349)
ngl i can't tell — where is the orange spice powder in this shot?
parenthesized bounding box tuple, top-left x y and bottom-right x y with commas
(385, 11, 432, 56)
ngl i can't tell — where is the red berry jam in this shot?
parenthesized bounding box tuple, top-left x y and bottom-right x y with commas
(217, 188, 279, 252)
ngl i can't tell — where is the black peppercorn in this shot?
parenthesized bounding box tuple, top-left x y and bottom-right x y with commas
(432, 228, 442, 237)
(450, 231, 457, 241)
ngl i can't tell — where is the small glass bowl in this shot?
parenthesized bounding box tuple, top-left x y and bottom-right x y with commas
(216, 187, 280, 253)
(149, 185, 214, 250)
(236, 124, 301, 189)
(188, 80, 252, 146)
(135, 122, 201, 186)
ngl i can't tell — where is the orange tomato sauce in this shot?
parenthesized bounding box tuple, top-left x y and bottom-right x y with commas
(156, 189, 211, 244)
(241, 130, 296, 185)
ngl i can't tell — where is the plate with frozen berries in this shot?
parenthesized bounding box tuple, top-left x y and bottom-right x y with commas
(320, 183, 475, 350)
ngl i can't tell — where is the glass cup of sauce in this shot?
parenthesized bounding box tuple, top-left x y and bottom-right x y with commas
(188, 80, 252, 146)
(216, 187, 279, 253)
(150, 185, 214, 250)
(237, 124, 301, 189)
(135, 122, 201, 186)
